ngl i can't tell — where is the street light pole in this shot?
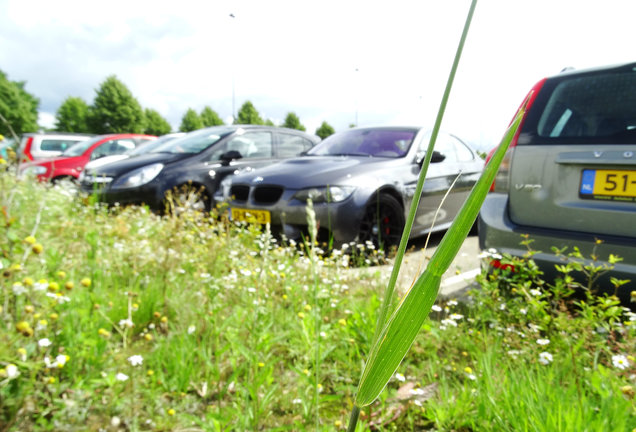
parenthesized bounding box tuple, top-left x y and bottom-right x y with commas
(229, 13, 236, 123)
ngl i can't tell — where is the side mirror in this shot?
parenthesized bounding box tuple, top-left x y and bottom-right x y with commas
(431, 150, 446, 163)
(417, 150, 446, 166)
(220, 150, 242, 166)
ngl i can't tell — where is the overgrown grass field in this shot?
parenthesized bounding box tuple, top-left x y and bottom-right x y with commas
(0, 169, 634, 431)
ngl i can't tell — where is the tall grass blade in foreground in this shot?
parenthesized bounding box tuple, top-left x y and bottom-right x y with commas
(348, 1, 479, 427)
(348, 106, 529, 427)
(354, 99, 527, 408)
(371, 0, 478, 347)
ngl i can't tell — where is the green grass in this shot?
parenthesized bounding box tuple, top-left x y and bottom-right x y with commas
(0, 170, 634, 431)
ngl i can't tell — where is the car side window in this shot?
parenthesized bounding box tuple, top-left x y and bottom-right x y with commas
(451, 136, 475, 162)
(40, 139, 80, 152)
(278, 133, 314, 158)
(206, 132, 273, 161)
(432, 133, 458, 163)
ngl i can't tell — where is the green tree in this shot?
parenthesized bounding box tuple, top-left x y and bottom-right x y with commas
(144, 108, 172, 135)
(315, 121, 335, 140)
(282, 112, 306, 131)
(264, 118, 275, 126)
(0, 70, 39, 136)
(235, 101, 264, 125)
(200, 106, 224, 127)
(87, 75, 145, 133)
(180, 108, 203, 132)
(54, 96, 89, 132)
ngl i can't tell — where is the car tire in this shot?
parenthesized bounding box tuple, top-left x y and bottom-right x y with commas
(358, 193, 405, 250)
(165, 184, 211, 214)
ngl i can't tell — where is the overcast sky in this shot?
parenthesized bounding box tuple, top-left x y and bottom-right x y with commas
(1, 0, 634, 150)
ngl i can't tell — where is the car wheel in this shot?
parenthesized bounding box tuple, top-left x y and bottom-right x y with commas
(358, 193, 405, 250)
(166, 184, 210, 214)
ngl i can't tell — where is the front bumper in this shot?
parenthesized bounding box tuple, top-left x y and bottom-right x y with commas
(226, 189, 368, 247)
(80, 181, 164, 211)
(478, 193, 636, 304)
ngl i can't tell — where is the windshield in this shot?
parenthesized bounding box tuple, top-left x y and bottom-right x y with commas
(307, 128, 417, 157)
(62, 135, 104, 156)
(126, 134, 180, 156)
(149, 127, 237, 154)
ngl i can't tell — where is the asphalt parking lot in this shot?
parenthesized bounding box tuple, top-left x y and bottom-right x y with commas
(358, 232, 482, 299)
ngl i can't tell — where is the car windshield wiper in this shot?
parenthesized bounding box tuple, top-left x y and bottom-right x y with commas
(328, 152, 373, 157)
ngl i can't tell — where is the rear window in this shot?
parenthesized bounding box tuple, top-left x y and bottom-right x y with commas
(519, 65, 636, 145)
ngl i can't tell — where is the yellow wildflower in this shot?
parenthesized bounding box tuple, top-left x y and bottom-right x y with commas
(49, 313, 58, 320)
(24, 236, 36, 245)
(64, 281, 74, 291)
(23, 277, 34, 286)
(24, 305, 35, 314)
(144, 333, 153, 341)
(16, 321, 33, 337)
(32, 243, 44, 254)
(80, 278, 91, 287)
(338, 319, 347, 326)
(56, 271, 66, 279)
(167, 409, 175, 416)
(621, 385, 634, 398)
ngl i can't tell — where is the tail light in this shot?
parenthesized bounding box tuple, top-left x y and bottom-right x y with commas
(487, 78, 547, 192)
(22, 137, 34, 162)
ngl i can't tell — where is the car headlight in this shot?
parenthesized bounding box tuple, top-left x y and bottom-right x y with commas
(20, 165, 47, 177)
(110, 163, 164, 189)
(293, 186, 355, 203)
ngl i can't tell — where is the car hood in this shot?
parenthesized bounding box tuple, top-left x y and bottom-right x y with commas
(86, 152, 189, 176)
(232, 155, 404, 188)
(83, 154, 130, 170)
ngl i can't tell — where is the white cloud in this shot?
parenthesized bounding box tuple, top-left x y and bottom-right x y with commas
(1, 0, 635, 146)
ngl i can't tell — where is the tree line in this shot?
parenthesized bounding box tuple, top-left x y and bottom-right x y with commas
(0, 71, 336, 140)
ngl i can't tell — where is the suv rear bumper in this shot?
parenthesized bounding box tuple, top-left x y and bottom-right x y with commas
(479, 193, 635, 304)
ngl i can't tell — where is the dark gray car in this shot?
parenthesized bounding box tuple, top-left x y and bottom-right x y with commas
(79, 125, 320, 212)
(218, 126, 483, 249)
(479, 61, 636, 303)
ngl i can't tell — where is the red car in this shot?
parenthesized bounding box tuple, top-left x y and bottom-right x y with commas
(19, 133, 156, 182)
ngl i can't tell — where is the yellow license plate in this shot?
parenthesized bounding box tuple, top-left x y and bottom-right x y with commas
(230, 207, 271, 224)
(580, 169, 636, 202)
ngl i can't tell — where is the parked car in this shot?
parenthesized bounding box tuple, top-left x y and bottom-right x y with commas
(79, 125, 320, 212)
(19, 133, 157, 182)
(478, 61, 636, 303)
(18, 132, 93, 162)
(217, 126, 483, 249)
(81, 132, 186, 172)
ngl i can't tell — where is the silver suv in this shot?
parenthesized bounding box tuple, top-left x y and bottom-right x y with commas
(18, 132, 93, 162)
(479, 62, 635, 303)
